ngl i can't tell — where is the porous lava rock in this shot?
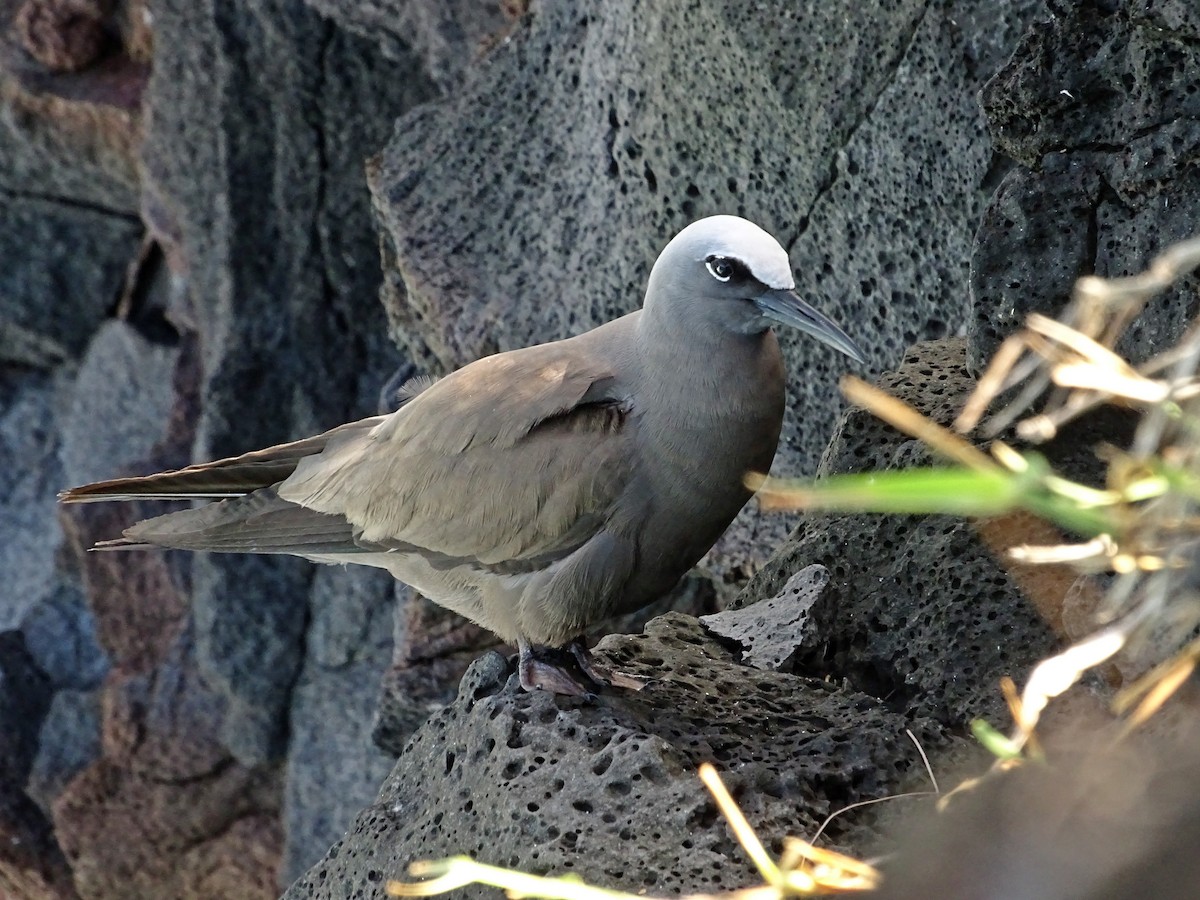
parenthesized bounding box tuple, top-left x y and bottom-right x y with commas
(283, 615, 946, 900)
(737, 340, 1060, 726)
(970, 0, 1200, 371)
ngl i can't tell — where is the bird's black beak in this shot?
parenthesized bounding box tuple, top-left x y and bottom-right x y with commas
(753, 288, 865, 364)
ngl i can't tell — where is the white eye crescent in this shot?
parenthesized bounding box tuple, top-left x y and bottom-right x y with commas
(705, 256, 734, 282)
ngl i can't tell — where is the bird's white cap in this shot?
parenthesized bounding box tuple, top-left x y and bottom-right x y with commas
(666, 215, 795, 290)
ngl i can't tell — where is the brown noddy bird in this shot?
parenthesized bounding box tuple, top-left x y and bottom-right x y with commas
(60, 215, 864, 696)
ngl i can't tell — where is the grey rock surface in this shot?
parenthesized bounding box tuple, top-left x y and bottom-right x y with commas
(301, 0, 511, 89)
(19, 583, 107, 691)
(58, 320, 180, 487)
(0, 366, 107, 705)
(138, 0, 439, 765)
(2, 315, 176, 758)
(2, 0, 453, 892)
(0, 198, 142, 367)
(284, 614, 947, 900)
(26, 688, 102, 812)
(0, 630, 75, 900)
(0, 631, 53, 795)
(984, 0, 1200, 169)
(0, 313, 180, 893)
(701, 565, 829, 672)
(29, 316, 180, 700)
(283, 566, 397, 885)
(0, 372, 69, 633)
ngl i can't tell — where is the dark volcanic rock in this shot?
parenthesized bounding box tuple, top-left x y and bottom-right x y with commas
(138, 0, 438, 764)
(701, 565, 830, 672)
(0, 631, 53, 803)
(36, 0, 447, 891)
(26, 689, 101, 812)
(282, 567, 397, 886)
(0, 631, 76, 900)
(300, 0, 511, 89)
(1, 372, 71, 640)
(284, 615, 947, 900)
(983, 0, 1200, 169)
(0, 199, 142, 368)
(738, 339, 1061, 727)
(58, 320, 180, 488)
(970, 0, 1200, 370)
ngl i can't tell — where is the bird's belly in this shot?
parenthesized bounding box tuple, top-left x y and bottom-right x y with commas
(306, 549, 527, 644)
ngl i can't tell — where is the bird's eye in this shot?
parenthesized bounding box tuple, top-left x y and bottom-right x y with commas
(705, 256, 735, 282)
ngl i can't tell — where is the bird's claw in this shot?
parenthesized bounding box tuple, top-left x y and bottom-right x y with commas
(517, 644, 599, 697)
(568, 639, 651, 692)
(515, 638, 648, 697)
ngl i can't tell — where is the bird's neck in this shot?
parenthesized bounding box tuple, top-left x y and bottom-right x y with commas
(635, 306, 785, 420)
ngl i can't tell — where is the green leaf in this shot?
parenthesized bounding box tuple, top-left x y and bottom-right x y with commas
(758, 468, 1021, 517)
(970, 719, 1024, 760)
(758, 464, 1118, 537)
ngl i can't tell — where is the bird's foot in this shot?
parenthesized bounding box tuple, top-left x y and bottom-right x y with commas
(516, 639, 652, 696)
(517, 642, 599, 698)
(568, 639, 652, 692)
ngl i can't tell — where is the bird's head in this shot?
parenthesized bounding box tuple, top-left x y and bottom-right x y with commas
(645, 215, 865, 363)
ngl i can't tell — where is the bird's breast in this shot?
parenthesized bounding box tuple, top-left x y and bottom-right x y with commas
(633, 333, 785, 511)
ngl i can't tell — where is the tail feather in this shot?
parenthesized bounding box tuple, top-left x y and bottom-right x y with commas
(59, 416, 384, 503)
(94, 488, 361, 555)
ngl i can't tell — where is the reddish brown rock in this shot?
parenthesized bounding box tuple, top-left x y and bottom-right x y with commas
(60, 504, 187, 677)
(53, 758, 281, 899)
(14, 0, 111, 73)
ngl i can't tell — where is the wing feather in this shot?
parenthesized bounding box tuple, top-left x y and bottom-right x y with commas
(279, 341, 635, 567)
(71, 338, 635, 573)
(59, 417, 385, 502)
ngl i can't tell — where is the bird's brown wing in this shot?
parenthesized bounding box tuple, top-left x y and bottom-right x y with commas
(92, 343, 635, 565)
(277, 342, 635, 568)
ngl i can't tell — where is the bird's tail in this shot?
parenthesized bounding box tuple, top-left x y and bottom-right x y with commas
(58, 417, 384, 504)
(90, 488, 358, 554)
(59, 417, 383, 553)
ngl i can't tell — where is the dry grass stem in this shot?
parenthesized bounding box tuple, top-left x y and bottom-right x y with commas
(953, 235, 1200, 747)
(839, 376, 997, 471)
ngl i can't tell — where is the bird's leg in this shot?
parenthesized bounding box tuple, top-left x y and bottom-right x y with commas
(517, 638, 598, 698)
(567, 638, 651, 692)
